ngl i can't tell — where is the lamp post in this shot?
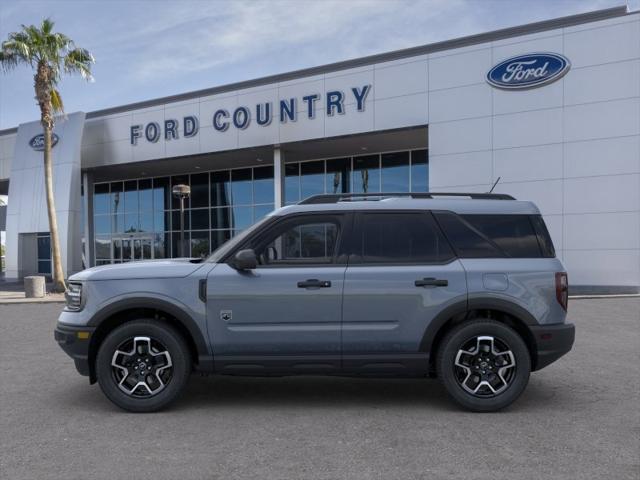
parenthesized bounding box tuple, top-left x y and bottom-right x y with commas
(172, 184, 191, 257)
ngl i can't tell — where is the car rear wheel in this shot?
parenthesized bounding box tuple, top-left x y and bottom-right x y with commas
(96, 320, 191, 412)
(437, 319, 531, 412)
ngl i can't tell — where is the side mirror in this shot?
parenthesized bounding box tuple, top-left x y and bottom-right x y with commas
(232, 249, 258, 271)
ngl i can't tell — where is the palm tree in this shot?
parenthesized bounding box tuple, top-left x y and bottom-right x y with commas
(0, 19, 94, 292)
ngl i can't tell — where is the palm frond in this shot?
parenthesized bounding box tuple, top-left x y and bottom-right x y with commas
(50, 88, 64, 114)
(64, 47, 94, 81)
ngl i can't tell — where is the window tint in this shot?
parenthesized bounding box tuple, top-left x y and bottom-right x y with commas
(257, 218, 340, 265)
(462, 215, 542, 258)
(356, 213, 453, 264)
(435, 212, 553, 258)
(530, 215, 556, 258)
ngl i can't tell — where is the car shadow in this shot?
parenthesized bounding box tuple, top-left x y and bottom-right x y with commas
(177, 374, 456, 411)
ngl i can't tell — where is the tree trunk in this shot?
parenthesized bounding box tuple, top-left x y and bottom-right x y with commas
(43, 123, 66, 292)
(35, 63, 66, 292)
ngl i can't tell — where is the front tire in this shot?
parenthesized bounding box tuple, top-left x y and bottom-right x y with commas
(437, 319, 531, 412)
(96, 320, 191, 412)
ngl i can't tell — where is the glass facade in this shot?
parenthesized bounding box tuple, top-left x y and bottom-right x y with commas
(92, 149, 427, 264)
(285, 149, 428, 204)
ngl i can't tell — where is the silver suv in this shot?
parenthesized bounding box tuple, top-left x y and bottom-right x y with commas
(55, 192, 574, 412)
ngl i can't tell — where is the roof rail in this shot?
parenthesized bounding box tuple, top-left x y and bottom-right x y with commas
(298, 192, 516, 204)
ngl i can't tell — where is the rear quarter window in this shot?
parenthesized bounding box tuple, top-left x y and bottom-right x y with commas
(434, 212, 555, 259)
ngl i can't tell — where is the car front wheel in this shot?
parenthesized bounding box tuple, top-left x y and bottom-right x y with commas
(437, 319, 531, 412)
(96, 320, 191, 412)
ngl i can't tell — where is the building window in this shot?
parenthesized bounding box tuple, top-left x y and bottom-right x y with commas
(91, 149, 426, 265)
(283, 148, 429, 203)
(92, 164, 275, 264)
(37, 232, 51, 275)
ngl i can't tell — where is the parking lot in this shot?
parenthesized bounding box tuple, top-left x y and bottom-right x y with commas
(0, 298, 638, 480)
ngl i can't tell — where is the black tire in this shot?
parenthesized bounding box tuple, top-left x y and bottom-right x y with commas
(437, 319, 531, 412)
(96, 319, 191, 412)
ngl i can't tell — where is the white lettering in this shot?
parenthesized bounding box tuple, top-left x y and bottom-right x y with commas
(501, 60, 549, 83)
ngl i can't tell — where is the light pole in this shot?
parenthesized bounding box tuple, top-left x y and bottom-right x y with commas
(172, 184, 191, 257)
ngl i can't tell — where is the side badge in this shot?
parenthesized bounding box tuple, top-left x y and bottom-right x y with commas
(220, 310, 232, 322)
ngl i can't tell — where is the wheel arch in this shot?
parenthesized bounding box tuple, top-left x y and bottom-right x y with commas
(87, 298, 211, 383)
(422, 298, 539, 374)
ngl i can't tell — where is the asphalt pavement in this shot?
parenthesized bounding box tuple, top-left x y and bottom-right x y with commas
(0, 298, 638, 480)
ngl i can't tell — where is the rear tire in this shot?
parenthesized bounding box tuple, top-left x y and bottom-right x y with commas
(437, 319, 530, 412)
(96, 319, 191, 412)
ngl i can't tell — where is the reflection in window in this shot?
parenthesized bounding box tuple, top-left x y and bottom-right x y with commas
(231, 169, 252, 205)
(326, 158, 350, 194)
(190, 208, 210, 230)
(94, 183, 110, 215)
(352, 155, 380, 193)
(284, 163, 300, 204)
(381, 152, 410, 192)
(190, 173, 209, 208)
(232, 205, 253, 230)
(153, 177, 170, 210)
(211, 171, 231, 207)
(411, 149, 428, 192)
(138, 179, 153, 211)
(300, 161, 325, 201)
(263, 222, 338, 264)
(190, 231, 210, 258)
(253, 166, 274, 204)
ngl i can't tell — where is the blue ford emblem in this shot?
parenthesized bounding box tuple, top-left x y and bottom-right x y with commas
(487, 53, 570, 90)
(29, 133, 59, 151)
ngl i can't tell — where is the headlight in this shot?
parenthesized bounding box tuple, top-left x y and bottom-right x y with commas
(65, 282, 83, 311)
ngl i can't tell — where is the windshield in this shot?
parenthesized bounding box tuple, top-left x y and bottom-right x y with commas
(206, 215, 273, 263)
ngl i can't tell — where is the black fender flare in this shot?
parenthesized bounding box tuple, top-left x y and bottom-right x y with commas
(420, 297, 539, 354)
(87, 297, 211, 365)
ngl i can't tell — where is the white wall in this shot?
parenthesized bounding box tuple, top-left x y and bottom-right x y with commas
(0, 133, 16, 181)
(428, 13, 640, 289)
(80, 57, 429, 169)
(4, 113, 85, 279)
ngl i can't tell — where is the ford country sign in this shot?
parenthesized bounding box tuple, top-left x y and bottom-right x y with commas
(29, 133, 59, 151)
(487, 53, 570, 90)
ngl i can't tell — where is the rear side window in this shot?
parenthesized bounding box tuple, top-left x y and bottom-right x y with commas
(355, 212, 454, 264)
(530, 215, 555, 257)
(435, 212, 555, 258)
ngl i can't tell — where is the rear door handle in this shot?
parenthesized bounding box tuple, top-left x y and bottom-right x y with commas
(415, 278, 448, 287)
(297, 279, 332, 288)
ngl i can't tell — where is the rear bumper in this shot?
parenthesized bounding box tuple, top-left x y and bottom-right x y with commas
(54, 323, 95, 377)
(530, 322, 575, 371)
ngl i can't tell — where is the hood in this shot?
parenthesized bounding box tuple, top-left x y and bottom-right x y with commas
(69, 258, 205, 281)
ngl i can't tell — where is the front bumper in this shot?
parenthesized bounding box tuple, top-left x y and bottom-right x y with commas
(54, 323, 95, 377)
(530, 322, 575, 371)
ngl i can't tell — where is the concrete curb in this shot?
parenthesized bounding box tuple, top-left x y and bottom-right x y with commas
(0, 295, 65, 304)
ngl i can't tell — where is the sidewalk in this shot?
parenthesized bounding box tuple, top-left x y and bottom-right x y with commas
(0, 280, 65, 304)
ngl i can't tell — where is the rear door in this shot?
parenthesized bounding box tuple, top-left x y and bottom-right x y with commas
(341, 211, 467, 373)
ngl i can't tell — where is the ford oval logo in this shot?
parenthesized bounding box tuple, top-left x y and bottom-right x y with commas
(29, 133, 59, 151)
(487, 53, 570, 90)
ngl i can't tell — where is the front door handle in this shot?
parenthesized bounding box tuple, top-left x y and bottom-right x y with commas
(297, 279, 332, 288)
(415, 278, 448, 287)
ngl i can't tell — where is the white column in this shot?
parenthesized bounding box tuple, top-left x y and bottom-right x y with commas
(82, 172, 94, 269)
(273, 146, 285, 208)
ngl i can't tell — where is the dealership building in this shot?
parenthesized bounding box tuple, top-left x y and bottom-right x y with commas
(0, 6, 638, 293)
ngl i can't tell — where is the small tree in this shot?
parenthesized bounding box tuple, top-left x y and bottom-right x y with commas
(0, 19, 94, 291)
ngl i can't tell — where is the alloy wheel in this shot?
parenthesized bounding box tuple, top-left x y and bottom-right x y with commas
(110, 336, 173, 397)
(453, 335, 516, 397)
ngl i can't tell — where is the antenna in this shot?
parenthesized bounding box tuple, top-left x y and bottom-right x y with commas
(488, 176, 501, 193)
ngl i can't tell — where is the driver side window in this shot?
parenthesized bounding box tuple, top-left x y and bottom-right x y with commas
(256, 216, 341, 266)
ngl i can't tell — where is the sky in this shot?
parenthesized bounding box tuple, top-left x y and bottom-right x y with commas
(0, 0, 636, 130)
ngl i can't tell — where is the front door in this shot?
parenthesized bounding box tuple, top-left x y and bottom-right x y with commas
(341, 211, 467, 373)
(206, 213, 349, 373)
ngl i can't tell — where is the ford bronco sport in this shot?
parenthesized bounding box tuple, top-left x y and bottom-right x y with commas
(55, 192, 574, 412)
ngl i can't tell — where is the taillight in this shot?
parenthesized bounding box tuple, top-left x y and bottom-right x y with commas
(555, 272, 568, 311)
